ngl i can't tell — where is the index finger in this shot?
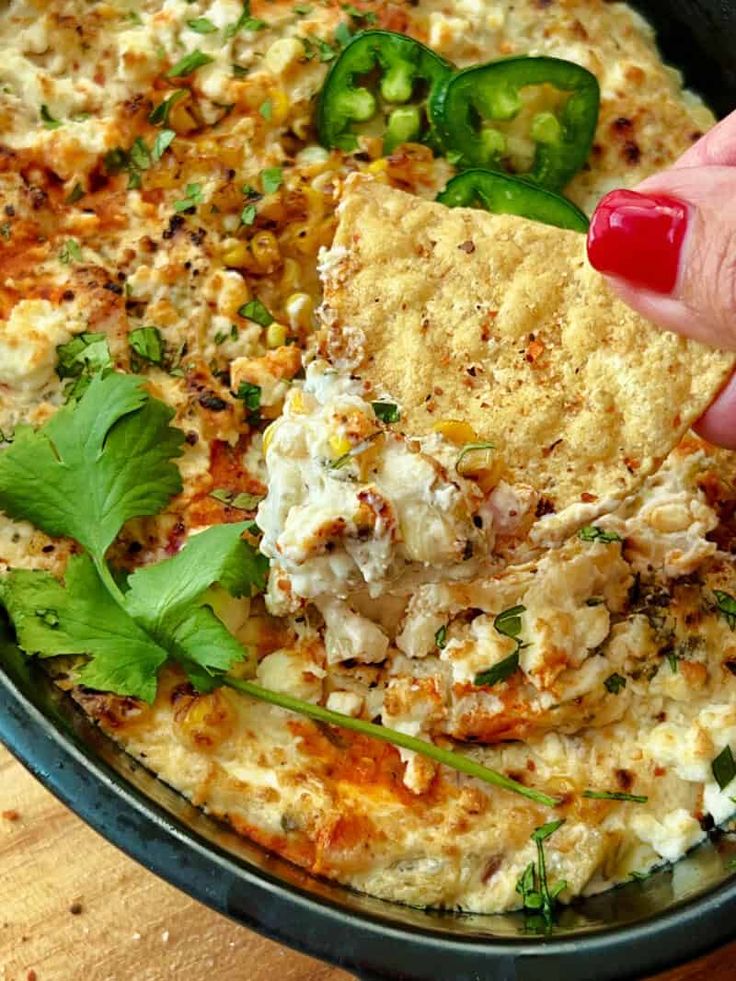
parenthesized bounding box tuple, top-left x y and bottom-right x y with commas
(670, 108, 736, 169)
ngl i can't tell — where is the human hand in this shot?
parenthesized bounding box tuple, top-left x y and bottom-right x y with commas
(587, 109, 736, 448)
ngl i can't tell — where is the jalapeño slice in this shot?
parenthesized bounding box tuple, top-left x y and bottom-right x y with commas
(317, 29, 453, 155)
(437, 169, 589, 232)
(429, 55, 600, 190)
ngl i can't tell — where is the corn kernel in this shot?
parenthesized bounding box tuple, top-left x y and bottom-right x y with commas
(169, 99, 199, 135)
(173, 690, 236, 753)
(284, 292, 314, 331)
(250, 230, 281, 272)
(329, 434, 352, 459)
(222, 242, 249, 268)
(280, 257, 301, 294)
(266, 321, 288, 348)
(290, 389, 306, 414)
(262, 422, 277, 454)
(432, 419, 478, 445)
(264, 37, 305, 74)
(269, 88, 290, 125)
(367, 158, 388, 174)
(474, 461, 505, 494)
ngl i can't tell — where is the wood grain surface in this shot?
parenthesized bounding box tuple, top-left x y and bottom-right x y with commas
(1, 744, 734, 981)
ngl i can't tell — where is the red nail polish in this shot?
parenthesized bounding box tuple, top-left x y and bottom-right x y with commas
(587, 189, 689, 294)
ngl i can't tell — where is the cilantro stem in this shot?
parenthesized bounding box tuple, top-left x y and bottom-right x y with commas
(92, 555, 127, 608)
(223, 677, 560, 807)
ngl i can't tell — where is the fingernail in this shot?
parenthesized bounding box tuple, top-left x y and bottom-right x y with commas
(587, 189, 690, 294)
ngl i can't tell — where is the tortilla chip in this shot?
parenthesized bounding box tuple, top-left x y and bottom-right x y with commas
(319, 176, 734, 517)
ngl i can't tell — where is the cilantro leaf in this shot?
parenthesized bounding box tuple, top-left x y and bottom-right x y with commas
(0, 556, 168, 703)
(164, 605, 247, 691)
(0, 373, 183, 566)
(126, 522, 267, 629)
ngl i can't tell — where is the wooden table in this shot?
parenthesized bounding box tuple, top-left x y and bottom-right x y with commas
(1, 745, 733, 981)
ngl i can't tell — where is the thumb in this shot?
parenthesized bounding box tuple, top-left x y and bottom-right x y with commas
(586, 166, 736, 351)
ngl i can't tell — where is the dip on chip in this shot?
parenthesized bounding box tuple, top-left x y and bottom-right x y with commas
(320, 177, 735, 528)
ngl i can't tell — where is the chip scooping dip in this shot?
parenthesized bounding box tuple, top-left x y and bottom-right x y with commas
(320, 176, 735, 539)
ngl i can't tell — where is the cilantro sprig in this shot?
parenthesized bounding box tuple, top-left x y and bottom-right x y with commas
(0, 374, 560, 808)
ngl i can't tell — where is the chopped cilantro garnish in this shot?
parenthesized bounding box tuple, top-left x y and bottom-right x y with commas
(261, 166, 284, 195)
(148, 90, 187, 126)
(40, 104, 62, 129)
(56, 333, 113, 401)
(341, 3, 377, 22)
(259, 99, 273, 120)
(372, 402, 400, 424)
(238, 298, 274, 327)
(174, 182, 204, 212)
(152, 129, 176, 162)
(240, 203, 257, 226)
(475, 652, 519, 688)
(210, 488, 264, 510)
(126, 10, 144, 25)
(224, 1, 266, 37)
(582, 790, 648, 803)
(59, 239, 83, 265)
(294, 3, 313, 13)
(236, 381, 262, 422)
(301, 35, 338, 62)
(334, 21, 353, 47)
(167, 50, 214, 78)
(129, 136, 152, 171)
(666, 651, 679, 673)
(495, 605, 525, 644)
(129, 326, 165, 366)
(474, 605, 527, 688)
(232, 63, 249, 76)
(434, 625, 447, 649)
(578, 525, 622, 544)
(0, 223, 10, 241)
(714, 590, 736, 630)
(604, 672, 626, 694)
(713, 745, 736, 790)
(65, 183, 85, 205)
(187, 17, 217, 33)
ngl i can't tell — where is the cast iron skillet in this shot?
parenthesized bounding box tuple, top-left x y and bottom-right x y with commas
(1, 3, 736, 978)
